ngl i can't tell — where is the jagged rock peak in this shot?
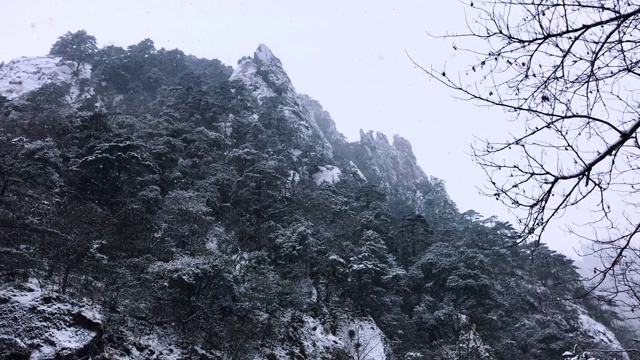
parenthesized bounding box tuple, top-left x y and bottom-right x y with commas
(354, 129, 427, 186)
(230, 43, 296, 100)
(358, 130, 391, 146)
(359, 129, 376, 144)
(229, 45, 334, 157)
(254, 43, 282, 67)
(392, 134, 417, 162)
(376, 132, 389, 145)
(358, 131, 417, 163)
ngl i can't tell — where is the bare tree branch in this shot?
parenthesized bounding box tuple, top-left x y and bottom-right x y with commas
(420, 0, 640, 316)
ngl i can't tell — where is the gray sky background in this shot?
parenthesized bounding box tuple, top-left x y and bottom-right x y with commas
(0, 0, 583, 260)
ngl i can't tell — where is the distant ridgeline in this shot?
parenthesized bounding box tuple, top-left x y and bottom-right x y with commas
(0, 32, 633, 360)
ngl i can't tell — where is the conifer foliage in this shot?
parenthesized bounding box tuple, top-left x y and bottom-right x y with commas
(0, 32, 632, 359)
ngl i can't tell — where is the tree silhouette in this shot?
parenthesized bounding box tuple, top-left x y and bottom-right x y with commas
(49, 30, 97, 73)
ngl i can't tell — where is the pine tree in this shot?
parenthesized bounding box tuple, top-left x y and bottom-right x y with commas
(49, 30, 97, 73)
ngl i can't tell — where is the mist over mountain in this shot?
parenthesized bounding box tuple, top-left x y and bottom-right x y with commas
(0, 34, 634, 359)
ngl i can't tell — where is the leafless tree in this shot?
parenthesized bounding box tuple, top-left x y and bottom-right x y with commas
(344, 323, 383, 360)
(417, 0, 640, 312)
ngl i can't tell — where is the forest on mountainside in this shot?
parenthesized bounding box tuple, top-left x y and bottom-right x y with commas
(0, 31, 634, 360)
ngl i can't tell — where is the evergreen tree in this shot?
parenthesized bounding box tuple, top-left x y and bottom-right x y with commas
(49, 30, 97, 73)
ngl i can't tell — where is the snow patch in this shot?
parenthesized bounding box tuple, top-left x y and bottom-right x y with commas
(405, 352, 424, 359)
(561, 303, 630, 360)
(0, 56, 92, 103)
(48, 328, 94, 350)
(328, 254, 346, 265)
(80, 308, 103, 324)
(579, 313, 629, 359)
(349, 161, 367, 182)
(112, 94, 124, 106)
(9, 278, 43, 304)
(255, 314, 386, 360)
(300, 315, 343, 355)
(339, 317, 386, 360)
(288, 170, 300, 184)
(30, 345, 56, 360)
(313, 165, 342, 185)
(229, 60, 276, 100)
(290, 149, 302, 159)
(0, 278, 103, 360)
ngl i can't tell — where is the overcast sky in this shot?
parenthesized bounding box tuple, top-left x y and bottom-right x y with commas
(0, 0, 584, 259)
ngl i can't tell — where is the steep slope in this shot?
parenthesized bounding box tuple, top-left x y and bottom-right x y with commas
(0, 37, 632, 360)
(298, 94, 346, 146)
(297, 90, 455, 219)
(230, 44, 334, 159)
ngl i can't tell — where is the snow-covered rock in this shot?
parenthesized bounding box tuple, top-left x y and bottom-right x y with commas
(255, 313, 341, 359)
(230, 44, 296, 102)
(0, 279, 103, 360)
(578, 311, 629, 360)
(313, 165, 342, 185)
(255, 313, 387, 360)
(230, 44, 334, 158)
(561, 303, 630, 360)
(348, 160, 368, 182)
(353, 130, 427, 187)
(0, 56, 94, 106)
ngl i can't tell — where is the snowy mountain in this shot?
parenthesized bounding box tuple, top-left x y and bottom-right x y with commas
(0, 35, 634, 360)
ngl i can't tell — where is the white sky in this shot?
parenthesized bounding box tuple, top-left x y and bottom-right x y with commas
(0, 0, 584, 259)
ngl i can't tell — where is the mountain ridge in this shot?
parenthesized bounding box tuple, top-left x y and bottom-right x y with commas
(0, 39, 633, 360)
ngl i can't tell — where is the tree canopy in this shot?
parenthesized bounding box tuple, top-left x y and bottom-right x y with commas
(49, 29, 98, 72)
